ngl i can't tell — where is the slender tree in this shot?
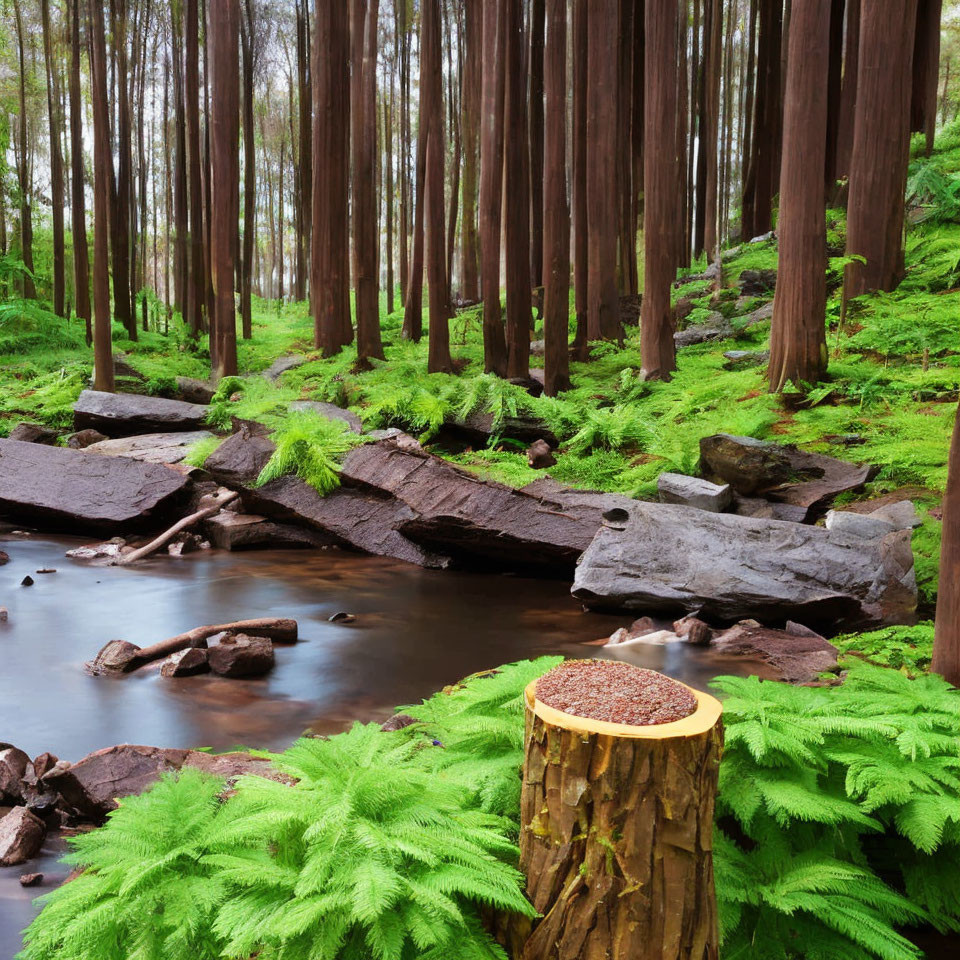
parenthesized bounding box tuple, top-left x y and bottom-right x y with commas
(768, 0, 830, 392)
(640, 0, 677, 380)
(844, 0, 918, 299)
(542, 0, 570, 396)
(185, 0, 206, 336)
(833, 0, 859, 184)
(571, 0, 588, 356)
(112, 0, 134, 336)
(69, 0, 91, 343)
(40, 0, 65, 317)
(89, 0, 114, 391)
(208, 0, 240, 379)
(528, 0, 545, 291)
(12, 0, 35, 300)
(239, 0, 256, 338)
(911, 0, 943, 158)
(460, 0, 481, 302)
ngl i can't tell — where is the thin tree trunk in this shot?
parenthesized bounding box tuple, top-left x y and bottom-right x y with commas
(112, 0, 134, 336)
(70, 0, 91, 343)
(41, 0, 66, 316)
(834, 0, 859, 182)
(769, 0, 830, 393)
(402, 27, 427, 343)
(616, 0, 635, 295)
(171, 10, 188, 316)
(185, 0, 205, 337)
(296, 0, 312, 301)
(571, 0, 588, 357)
(823, 0, 845, 194)
(911, 0, 942, 157)
(385, 80, 395, 314)
(240, 0, 255, 338)
(528, 0, 545, 291)
(460, 0, 481, 301)
(12, 0, 35, 300)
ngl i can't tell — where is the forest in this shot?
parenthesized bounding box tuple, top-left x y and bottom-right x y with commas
(2, 0, 960, 958)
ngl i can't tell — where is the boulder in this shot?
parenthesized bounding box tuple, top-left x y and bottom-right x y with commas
(0, 746, 30, 803)
(440, 410, 558, 448)
(174, 377, 217, 405)
(74, 390, 208, 437)
(738, 268, 777, 296)
(0, 807, 45, 866)
(160, 647, 210, 677)
(289, 400, 364, 433)
(8, 422, 58, 445)
(0, 439, 190, 535)
(825, 510, 898, 540)
(674, 312, 735, 348)
(571, 500, 917, 629)
(730, 494, 810, 524)
(712, 621, 838, 683)
(206, 634, 274, 678)
(83, 430, 216, 465)
(66, 428, 109, 449)
(673, 616, 714, 646)
(743, 301, 774, 330)
(723, 349, 769, 370)
(700, 433, 875, 518)
(203, 511, 333, 550)
(19, 872, 43, 887)
(657, 473, 732, 512)
(262, 355, 308, 381)
(65, 538, 129, 562)
(41, 744, 283, 821)
(204, 428, 449, 569)
(527, 439, 556, 469)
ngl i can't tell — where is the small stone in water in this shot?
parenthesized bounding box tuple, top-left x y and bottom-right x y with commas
(19, 873, 43, 887)
(36, 568, 56, 574)
(20, 575, 34, 587)
(536, 660, 697, 727)
(328, 612, 356, 623)
(0, 607, 8, 622)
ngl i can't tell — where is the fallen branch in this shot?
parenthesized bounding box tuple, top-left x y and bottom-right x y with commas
(88, 617, 299, 675)
(116, 488, 239, 565)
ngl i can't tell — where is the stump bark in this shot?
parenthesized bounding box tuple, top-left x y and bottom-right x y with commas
(519, 670, 723, 960)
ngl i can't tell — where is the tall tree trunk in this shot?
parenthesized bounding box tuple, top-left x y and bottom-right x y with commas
(352, 0, 385, 365)
(542, 0, 570, 397)
(112, 0, 135, 337)
(89, 0, 114, 391)
(640, 0, 678, 380)
(313, 0, 351, 355)
(209, 0, 240, 379)
(933, 401, 960, 687)
(296, 0, 312, 301)
(185, 0, 206, 337)
(397, 0, 410, 302)
(630, 0, 644, 290)
(834, 0, 859, 183)
(823, 0, 845, 193)
(479, 0, 507, 375)
(843, 0, 918, 299)
(911, 0, 942, 157)
(402, 31, 427, 343)
(769, 0, 830, 393)
(528, 0, 545, 291)
(586, 0, 621, 342)
(12, 0, 35, 300)
(69, 0, 91, 342)
(616, 0, 635, 294)
(571, 0, 588, 357)
(460, 0, 481, 302)
(703, 0, 722, 259)
(504, 0, 531, 378)
(41, 0, 66, 316)
(422, 0, 453, 372)
(444, 1, 461, 308)
(385, 84, 395, 314)
(240, 0, 255, 338)
(171, 10, 188, 316)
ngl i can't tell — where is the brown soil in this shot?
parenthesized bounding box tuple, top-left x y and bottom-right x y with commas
(536, 660, 697, 727)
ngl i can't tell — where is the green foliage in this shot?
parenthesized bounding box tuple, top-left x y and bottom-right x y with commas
(906, 159, 960, 223)
(832, 623, 935, 676)
(184, 434, 225, 468)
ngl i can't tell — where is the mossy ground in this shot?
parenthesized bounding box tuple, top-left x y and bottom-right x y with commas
(3, 126, 959, 616)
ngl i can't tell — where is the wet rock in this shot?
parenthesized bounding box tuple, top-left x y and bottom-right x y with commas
(74, 390, 208, 437)
(328, 612, 356, 623)
(41, 744, 282, 820)
(572, 500, 916, 629)
(381, 714, 418, 732)
(206, 634, 275, 678)
(0, 606, 7, 621)
(19, 872, 43, 887)
(174, 377, 217, 405)
(159, 647, 210, 678)
(527, 439, 556, 469)
(674, 312, 734, 348)
(87, 640, 143, 675)
(657, 473, 732, 512)
(0, 551, 7, 565)
(66, 429, 109, 449)
(0, 746, 30, 803)
(8, 422, 58, 445)
(167, 532, 207, 556)
(31, 754, 59, 780)
(0, 807, 45, 866)
(203, 511, 333, 550)
(673, 616, 713, 646)
(700, 434, 875, 518)
(20, 576, 33, 586)
(738, 269, 777, 297)
(723, 349, 769, 369)
(712, 620, 838, 683)
(262, 355, 309, 381)
(84, 430, 216, 465)
(65, 538, 128, 562)
(0, 439, 190, 535)
(606, 629, 682, 649)
(289, 400, 364, 433)
(204, 427, 450, 569)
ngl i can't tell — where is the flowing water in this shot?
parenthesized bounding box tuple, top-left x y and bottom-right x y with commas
(0, 532, 747, 955)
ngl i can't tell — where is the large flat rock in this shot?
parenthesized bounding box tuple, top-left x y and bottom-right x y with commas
(0, 439, 190, 534)
(84, 430, 215, 464)
(572, 500, 917, 630)
(74, 389, 209, 437)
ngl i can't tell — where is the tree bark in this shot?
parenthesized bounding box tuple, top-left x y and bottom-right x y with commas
(209, 0, 240, 379)
(843, 0, 918, 299)
(640, 0, 678, 381)
(89, 0, 114, 392)
(823, 0, 845, 194)
(296, 0, 312, 302)
(519, 674, 723, 960)
(911, 0, 942, 158)
(833, 0, 859, 183)
(12, 0, 35, 300)
(112, 0, 135, 337)
(185, 0, 206, 337)
(240, 0, 255, 338)
(69, 0, 91, 343)
(571, 0, 588, 357)
(542, 0, 570, 397)
(933, 402, 960, 688)
(528, 0, 545, 291)
(40, 0, 66, 317)
(768, 0, 830, 393)
(460, 0, 482, 302)
(616, 0, 635, 294)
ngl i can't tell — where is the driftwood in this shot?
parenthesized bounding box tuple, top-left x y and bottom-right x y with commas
(116, 488, 239, 564)
(87, 618, 298, 675)
(517, 666, 723, 960)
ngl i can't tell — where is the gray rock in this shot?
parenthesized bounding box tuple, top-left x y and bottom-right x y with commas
(712, 621, 838, 683)
(262, 355, 308, 381)
(83, 430, 216, 465)
(0, 807, 45, 866)
(8, 422, 58, 445)
(203, 511, 333, 550)
(730, 494, 810, 524)
(207, 634, 275, 678)
(657, 473, 732, 512)
(174, 377, 217, 404)
(160, 647, 210, 677)
(674, 312, 734, 348)
(744, 301, 774, 330)
(825, 510, 897, 540)
(572, 500, 917, 629)
(0, 439, 190, 535)
(870, 500, 921, 531)
(66, 428, 108, 449)
(748, 231, 776, 244)
(289, 400, 363, 433)
(723, 350, 769, 370)
(74, 390, 208, 437)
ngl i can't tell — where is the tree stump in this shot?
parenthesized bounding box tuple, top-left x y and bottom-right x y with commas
(519, 660, 723, 960)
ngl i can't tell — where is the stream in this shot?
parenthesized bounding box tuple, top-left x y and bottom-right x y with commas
(0, 533, 746, 956)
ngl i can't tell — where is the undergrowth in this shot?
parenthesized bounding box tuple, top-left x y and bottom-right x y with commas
(20, 655, 960, 960)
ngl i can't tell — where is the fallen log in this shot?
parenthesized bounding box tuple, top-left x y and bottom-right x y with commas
(519, 660, 723, 959)
(116, 488, 239, 564)
(87, 617, 298, 674)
